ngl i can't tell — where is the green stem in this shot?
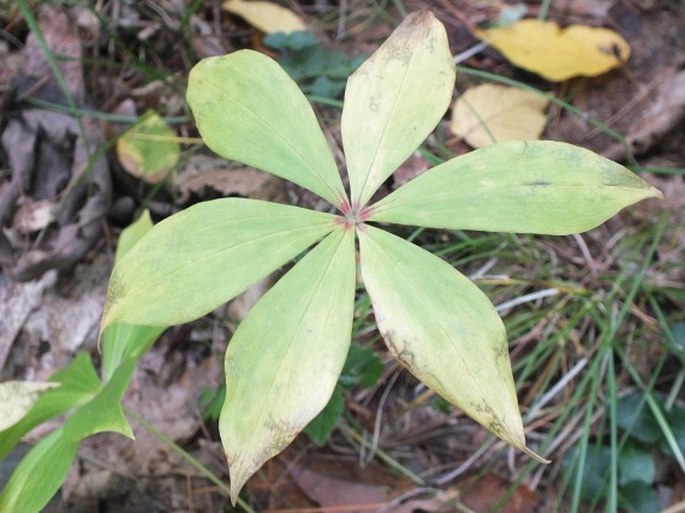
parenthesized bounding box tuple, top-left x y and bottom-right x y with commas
(340, 424, 426, 485)
(125, 408, 256, 513)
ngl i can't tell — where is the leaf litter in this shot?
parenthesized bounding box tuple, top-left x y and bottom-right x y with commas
(1, 1, 684, 512)
(450, 83, 549, 148)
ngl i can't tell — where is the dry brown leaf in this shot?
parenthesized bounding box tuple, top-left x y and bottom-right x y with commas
(392, 151, 431, 188)
(222, 0, 306, 34)
(476, 19, 630, 81)
(460, 474, 540, 513)
(0, 273, 55, 370)
(286, 460, 459, 513)
(176, 155, 287, 204)
(451, 84, 549, 148)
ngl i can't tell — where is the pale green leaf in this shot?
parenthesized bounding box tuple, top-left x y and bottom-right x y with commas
(358, 225, 545, 460)
(101, 198, 337, 329)
(104, 209, 164, 383)
(0, 353, 100, 460)
(114, 209, 154, 262)
(341, 10, 455, 207)
(369, 141, 662, 235)
(0, 381, 59, 431)
(101, 324, 164, 383)
(220, 228, 356, 503)
(0, 428, 78, 513)
(187, 50, 346, 206)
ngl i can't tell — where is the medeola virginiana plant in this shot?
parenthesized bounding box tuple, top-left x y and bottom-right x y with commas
(99, 10, 661, 503)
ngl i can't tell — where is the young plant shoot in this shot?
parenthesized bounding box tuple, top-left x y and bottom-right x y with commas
(100, 11, 661, 503)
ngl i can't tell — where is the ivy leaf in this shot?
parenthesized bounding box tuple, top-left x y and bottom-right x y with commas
(220, 228, 356, 503)
(341, 10, 456, 207)
(358, 225, 546, 461)
(369, 141, 662, 235)
(101, 199, 336, 329)
(187, 50, 346, 206)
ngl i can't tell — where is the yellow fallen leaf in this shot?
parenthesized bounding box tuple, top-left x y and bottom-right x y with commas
(476, 19, 630, 81)
(451, 84, 549, 148)
(223, 0, 306, 34)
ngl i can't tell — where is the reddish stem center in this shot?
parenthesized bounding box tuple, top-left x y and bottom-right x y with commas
(338, 198, 371, 230)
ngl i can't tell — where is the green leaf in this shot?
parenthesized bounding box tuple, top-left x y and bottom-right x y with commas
(562, 443, 611, 502)
(200, 385, 226, 422)
(101, 324, 164, 383)
(0, 428, 78, 513)
(339, 344, 383, 388)
(341, 10, 456, 207)
(113, 209, 154, 262)
(618, 442, 655, 486)
(616, 392, 661, 444)
(187, 50, 347, 206)
(104, 209, 165, 382)
(263, 32, 363, 99)
(0, 353, 100, 460)
(0, 358, 137, 513)
(63, 358, 137, 441)
(358, 225, 545, 461)
(263, 30, 318, 51)
(304, 385, 345, 446)
(618, 482, 660, 513)
(0, 381, 59, 431)
(369, 141, 663, 235)
(659, 406, 685, 457)
(220, 228, 356, 504)
(101, 198, 336, 329)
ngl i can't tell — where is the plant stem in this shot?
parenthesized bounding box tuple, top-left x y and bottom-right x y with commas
(340, 424, 426, 485)
(125, 408, 256, 513)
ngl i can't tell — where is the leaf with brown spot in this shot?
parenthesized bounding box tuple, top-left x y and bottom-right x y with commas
(341, 10, 456, 207)
(220, 228, 356, 503)
(358, 225, 546, 461)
